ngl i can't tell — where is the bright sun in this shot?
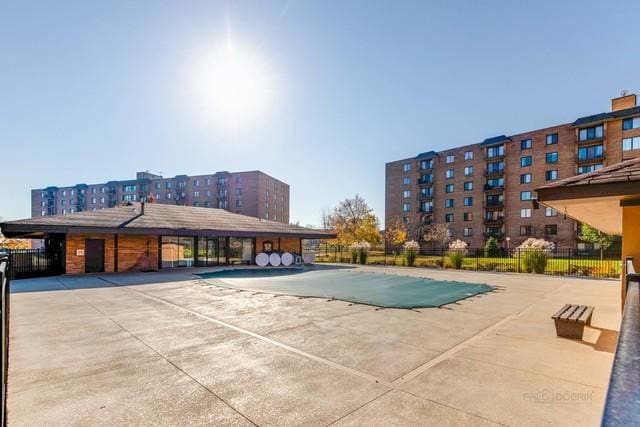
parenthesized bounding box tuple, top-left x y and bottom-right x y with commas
(189, 38, 274, 129)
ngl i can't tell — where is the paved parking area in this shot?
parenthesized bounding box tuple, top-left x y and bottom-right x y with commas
(7, 265, 620, 426)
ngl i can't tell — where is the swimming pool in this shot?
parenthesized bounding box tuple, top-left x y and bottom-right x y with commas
(197, 267, 493, 309)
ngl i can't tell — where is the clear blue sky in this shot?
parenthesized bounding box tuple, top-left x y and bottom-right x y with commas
(1, 1, 639, 225)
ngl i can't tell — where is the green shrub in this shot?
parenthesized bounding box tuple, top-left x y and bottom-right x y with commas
(448, 251, 464, 269)
(521, 250, 548, 274)
(358, 248, 368, 264)
(484, 237, 500, 258)
(350, 250, 358, 263)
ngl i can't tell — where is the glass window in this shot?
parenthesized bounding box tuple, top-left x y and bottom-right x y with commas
(545, 224, 558, 235)
(464, 227, 473, 237)
(445, 199, 454, 208)
(520, 208, 532, 218)
(623, 136, 640, 151)
(161, 236, 195, 268)
(420, 201, 433, 212)
(420, 159, 434, 169)
(228, 237, 253, 264)
(463, 212, 473, 221)
(545, 152, 558, 164)
(445, 213, 454, 223)
(520, 191, 532, 201)
(403, 203, 410, 212)
(463, 196, 473, 206)
(546, 133, 558, 145)
(520, 225, 531, 236)
(520, 173, 532, 184)
(520, 156, 532, 167)
(464, 166, 473, 176)
(464, 150, 473, 160)
(545, 207, 557, 217)
(463, 181, 473, 191)
(578, 144, 604, 160)
(577, 163, 603, 174)
(403, 177, 411, 185)
(403, 190, 410, 198)
(579, 125, 604, 141)
(445, 169, 454, 179)
(546, 170, 558, 181)
(446, 154, 455, 163)
(622, 117, 640, 130)
(521, 139, 532, 150)
(196, 237, 226, 266)
(445, 184, 454, 193)
(403, 163, 411, 172)
(486, 161, 505, 174)
(486, 145, 505, 158)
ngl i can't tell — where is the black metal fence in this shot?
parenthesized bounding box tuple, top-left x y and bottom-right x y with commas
(315, 244, 622, 279)
(3, 249, 63, 280)
(1, 255, 9, 427)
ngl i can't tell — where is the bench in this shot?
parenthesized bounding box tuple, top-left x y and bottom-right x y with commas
(551, 304, 594, 339)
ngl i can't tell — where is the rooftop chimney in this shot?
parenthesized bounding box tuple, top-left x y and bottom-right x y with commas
(141, 200, 145, 215)
(611, 91, 637, 111)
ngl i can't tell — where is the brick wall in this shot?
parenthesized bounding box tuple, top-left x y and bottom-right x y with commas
(65, 234, 116, 275)
(117, 235, 158, 272)
(256, 236, 300, 253)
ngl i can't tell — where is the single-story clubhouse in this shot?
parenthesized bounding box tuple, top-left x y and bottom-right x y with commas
(0, 202, 335, 274)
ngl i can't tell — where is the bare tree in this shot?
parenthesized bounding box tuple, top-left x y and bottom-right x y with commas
(320, 207, 332, 232)
(423, 223, 450, 249)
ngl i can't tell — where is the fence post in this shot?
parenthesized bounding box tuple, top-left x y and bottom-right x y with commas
(517, 248, 521, 273)
(476, 248, 480, 271)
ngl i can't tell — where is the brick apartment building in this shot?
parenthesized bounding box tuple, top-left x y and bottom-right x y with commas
(32, 170, 290, 223)
(385, 92, 640, 250)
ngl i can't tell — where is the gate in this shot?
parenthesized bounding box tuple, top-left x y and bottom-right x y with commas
(6, 239, 64, 280)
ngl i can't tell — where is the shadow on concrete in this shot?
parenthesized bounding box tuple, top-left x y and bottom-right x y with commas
(583, 326, 619, 354)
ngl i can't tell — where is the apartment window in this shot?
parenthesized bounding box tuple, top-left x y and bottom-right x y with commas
(445, 184, 454, 193)
(577, 163, 603, 174)
(62, 209, 66, 215)
(236, 199, 242, 207)
(155, 193, 160, 200)
(520, 225, 532, 236)
(520, 156, 532, 167)
(403, 203, 410, 212)
(520, 208, 532, 218)
(62, 190, 66, 196)
(91, 197, 96, 204)
(521, 139, 532, 150)
(100, 187, 105, 193)
(100, 197, 105, 203)
(420, 159, 434, 169)
(446, 154, 455, 163)
(545, 152, 558, 164)
(70, 190, 75, 196)
(166, 193, 172, 199)
(235, 176, 242, 184)
(545, 224, 558, 235)
(445, 169, 454, 179)
(579, 125, 604, 141)
(623, 136, 640, 151)
(622, 117, 640, 130)
(486, 145, 505, 158)
(463, 212, 473, 221)
(464, 227, 473, 237)
(546, 133, 558, 145)
(420, 187, 433, 197)
(445, 199, 455, 208)
(520, 191, 532, 201)
(204, 201, 210, 207)
(486, 177, 504, 188)
(421, 201, 433, 212)
(545, 207, 557, 217)
(166, 182, 172, 189)
(463, 197, 473, 206)
(464, 166, 473, 176)
(193, 191, 199, 198)
(123, 184, 136, 192)
(403, 190, 410, 198)
(546, 170, 558, 181)
(486, 161, 505, 174)
(235, 188, 242, 196)
(403, 163, 411, 172)
(61, 200, 65, 206)
(578, 144, 604, 161)
(403, 177, 411, 185)
(463, 181, 473, 191)
(41, 210, 46, 216)
(123, 194, 137, 202)
(445, 213, 454, 223)
(91, 188, 96, 194)
(464, 150, 473, 160)
(520, 173, 532, 184)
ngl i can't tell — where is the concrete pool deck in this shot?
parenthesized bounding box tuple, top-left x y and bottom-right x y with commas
(7, 265, 620, 426)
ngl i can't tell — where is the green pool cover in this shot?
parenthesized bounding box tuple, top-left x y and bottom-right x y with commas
(197, 267, 493, 309)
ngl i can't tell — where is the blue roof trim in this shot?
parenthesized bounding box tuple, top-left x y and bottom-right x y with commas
(416, 151, 437, 159)
(572, 106, 640, 127)
(480, 135, 510, 146)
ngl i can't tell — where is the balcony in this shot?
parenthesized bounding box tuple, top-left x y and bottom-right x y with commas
(483, 232, 505, 240)
(417, 178, 433, 185)
(417, 193, 434, 201)
(483, 184, 504, 192)
(576, 154, 605, 163)
(484, 153, 505, 161)
(483, 217, 504, 225)
(483, 200, 504, 209)
(484, 168, 505, 177)
(418, 206, 434, 213)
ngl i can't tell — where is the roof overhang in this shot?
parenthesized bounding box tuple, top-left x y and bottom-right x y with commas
(536, 181, 640, 235)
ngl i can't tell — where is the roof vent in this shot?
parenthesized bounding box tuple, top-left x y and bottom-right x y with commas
(621, 89, 630, 97)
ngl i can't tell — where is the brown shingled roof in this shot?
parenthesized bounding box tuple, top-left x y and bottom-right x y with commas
(537, 157, 640, 190)
(1, 203, 334, 239)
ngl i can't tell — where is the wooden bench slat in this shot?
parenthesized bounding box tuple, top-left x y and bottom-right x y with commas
(552, 304, 571, 320)
(577, 306, 594, 325)
(568, 305, 587, 322)
(560, 305, 579, 320)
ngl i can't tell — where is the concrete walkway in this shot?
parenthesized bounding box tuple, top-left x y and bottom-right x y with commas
(7, 266, 620, 426)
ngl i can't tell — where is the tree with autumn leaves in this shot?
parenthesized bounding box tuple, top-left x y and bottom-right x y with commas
(327, 195, 381, 246)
